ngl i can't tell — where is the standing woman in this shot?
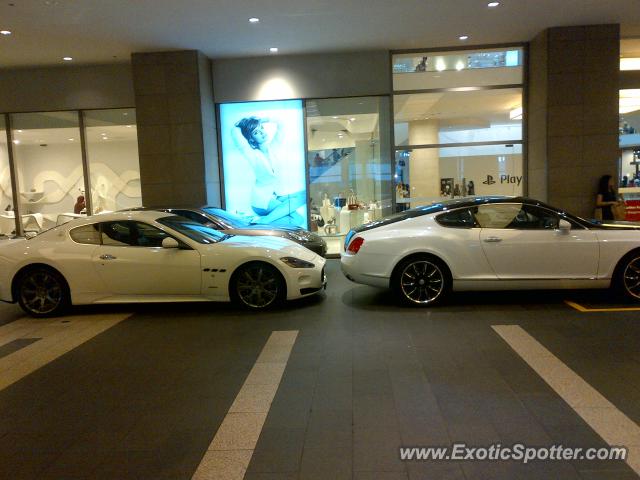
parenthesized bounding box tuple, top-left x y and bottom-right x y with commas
(595, 174, 620, 221)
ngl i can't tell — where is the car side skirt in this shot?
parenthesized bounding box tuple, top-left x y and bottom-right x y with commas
(453, 279, 611, 291)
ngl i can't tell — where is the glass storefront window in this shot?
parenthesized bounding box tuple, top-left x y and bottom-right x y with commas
(0, 117, 16, 235)
(393, 88, 523, 147)
(392, 47, 524, 91)
(84, 108, 142, 213)
(305, 96, 391, 253)
(395, 145, 523, 210)
(11, 111, 86, 233)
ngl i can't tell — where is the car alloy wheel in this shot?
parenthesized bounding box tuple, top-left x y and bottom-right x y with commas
(400, 260, 445, 305)
(622, 256, 640, 300)
(18, 269, 67, 316)
(234, 263, 282, 309)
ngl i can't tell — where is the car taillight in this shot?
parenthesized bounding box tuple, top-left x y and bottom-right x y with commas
(347, 237, 364, 254)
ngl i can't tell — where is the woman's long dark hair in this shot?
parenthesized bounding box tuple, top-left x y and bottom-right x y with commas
(235, 117, 261, 149)
(597, 175, 613, 195)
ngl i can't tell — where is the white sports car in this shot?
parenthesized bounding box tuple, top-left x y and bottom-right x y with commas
(0, 211, 326, 316)
(341, 196, 640, 306)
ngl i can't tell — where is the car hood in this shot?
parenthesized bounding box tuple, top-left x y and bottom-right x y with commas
(217, 235, 318, 261)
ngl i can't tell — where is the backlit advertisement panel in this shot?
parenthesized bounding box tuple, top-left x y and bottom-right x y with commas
(220, 100, 307, 228)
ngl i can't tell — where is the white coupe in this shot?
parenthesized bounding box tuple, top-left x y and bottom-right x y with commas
(0, 211, 326, 316)
(341, 196, 640, 306)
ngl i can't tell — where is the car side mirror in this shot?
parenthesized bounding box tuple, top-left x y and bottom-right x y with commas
(557, 219, 571, 233)
(162, 237, 180, 249)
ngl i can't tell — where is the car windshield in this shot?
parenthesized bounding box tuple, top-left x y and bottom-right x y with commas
(202, 207, 252, 228)
(157, 216, 231, 244)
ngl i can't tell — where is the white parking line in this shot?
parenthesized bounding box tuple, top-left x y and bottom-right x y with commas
(493, 324, 640, 475)
(0, 314, 131, 391)
(192, 330, 299, 480)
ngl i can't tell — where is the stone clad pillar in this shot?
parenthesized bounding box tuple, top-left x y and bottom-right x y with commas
(131, 50, 220, 208)
(528, 25, 620, 218)
(408, 120, 440, 207)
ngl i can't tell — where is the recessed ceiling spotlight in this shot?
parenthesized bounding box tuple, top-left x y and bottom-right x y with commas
(102, 136, 108, 140)
(16, 129, 22, 133)
(126, 125, 133, 128)
(459, 35, 469, 41)
(349, 117, 356, 121)
(63, 56, 73, 61)
(487, 1, 500, 7)
(332, 116, 338, 119)
(0, 30, 11, 36)
(68, 138, 74, 141)
(248, 17, 260, 23)
(12, 139, 20, 144)
(269, 47, 278, 53)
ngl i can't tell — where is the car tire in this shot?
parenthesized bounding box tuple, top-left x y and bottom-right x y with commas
(16, 266, 70, 317)
(392, 255, 451, 307)
(615, 251, 640, 302)
(230, 262, 285, 309)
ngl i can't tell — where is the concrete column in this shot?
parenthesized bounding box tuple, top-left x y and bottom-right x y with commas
(528, 25, 620, 218)
(131, 50, 221, 208)
(408, 120, 440, 207)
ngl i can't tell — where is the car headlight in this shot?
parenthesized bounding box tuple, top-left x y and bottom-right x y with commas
(280, 257, 315, 268)
(287, 232, 309, 242)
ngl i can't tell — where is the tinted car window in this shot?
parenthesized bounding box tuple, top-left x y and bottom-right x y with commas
(474, 204, 559, 229)
(436, 209, 476, 228)
(69, 223, 101, 245)
(172, 210, 214, 226)
(157, 216, 229, 244)
(100, 221, 170, 247)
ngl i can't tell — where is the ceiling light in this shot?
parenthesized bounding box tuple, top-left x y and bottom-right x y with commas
(16, 129, 22, 133)
(455, 60, 465, 71)
(459, 35, 469, 41)
(435, 59, 446, 71)
(126, 125, 133, 128)
(332, 116, 338, 119)
(102, 136, 109, 140)
(12, 139, 20, 144)
(248, 17, 260, 23)
(0, 30, 11, 36)
(349, 117, 356, 121)
(68, 138, 74, 141)
(269, 47, 278, 53)
(487, 2, 500, 7)
(63, 56, 73, 61)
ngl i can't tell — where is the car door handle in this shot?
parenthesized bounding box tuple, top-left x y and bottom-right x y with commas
(99, 254, 117, 260)
(484, 237, 502, 243)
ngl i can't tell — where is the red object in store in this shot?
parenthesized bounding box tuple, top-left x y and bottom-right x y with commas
(624, 200, 640, 222)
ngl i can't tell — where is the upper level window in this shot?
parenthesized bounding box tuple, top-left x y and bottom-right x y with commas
(392, 47, 524, 91)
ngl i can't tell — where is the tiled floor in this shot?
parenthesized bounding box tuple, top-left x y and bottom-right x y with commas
(0, 260, 639, 479)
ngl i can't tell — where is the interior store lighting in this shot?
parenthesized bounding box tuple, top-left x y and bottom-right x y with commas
(248, 17, 260, 23)
(620, 58, 640, 71)
(509, 106, 523, 120)
(619, 90, 640, 114)
(487, 2, 500, 7)
(435, 59, 446, 71)
(63, 56, 73, 61)
(269, 47, 278, 53)
(0, 30, 11, 35)
(455, 60, 465, 71)
(459, 35, 469, 41)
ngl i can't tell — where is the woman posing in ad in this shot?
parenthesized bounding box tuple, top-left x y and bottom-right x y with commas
(233, 116, 306, 226)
